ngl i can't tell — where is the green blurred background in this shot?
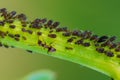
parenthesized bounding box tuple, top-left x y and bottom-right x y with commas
(0, 0, 120, 80)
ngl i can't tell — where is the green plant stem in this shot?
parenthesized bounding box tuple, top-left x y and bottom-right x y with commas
(1, 36, 120, 80)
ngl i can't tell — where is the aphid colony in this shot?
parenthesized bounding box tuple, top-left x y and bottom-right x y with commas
(0, 8, 120, 58)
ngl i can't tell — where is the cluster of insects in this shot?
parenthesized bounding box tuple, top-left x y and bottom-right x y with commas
(0, 8, 120, 59)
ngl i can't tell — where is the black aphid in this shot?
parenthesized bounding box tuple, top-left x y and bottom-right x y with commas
(5, 19, 14, 23)
(109, 36, 116, 42)
(115, 48, 120, 52)
(82, 30, 92, 39)
(62, 32, 71, 37)
(0, 31, 7, 38)
(47, 20, 53, 26)
(105, 51, 114, 57)
(21, 28, 27, 32)
(48, 46, 56, 52)
(97, 36, 108, 43)
(90, 35, 98, 41)
(27, 30, 33, 34)
(101, 41, 110, 47)
(96, 48, 104, 53)
(31, 23, 42, 29)
(49, 30, 53, 33)
(109, 43, 117, 49)
(9, 25, 16, 29)
(72, 30, 81, 36)
(95, 43, 99, 47)
(40, 18, 47, 23)
(14, 37, 20, 41)
(62, 27, 68, 32)
(0, 8, 6, 13)
(52, 22, 60, 28)
(67, 38, 73, 43)
(8, 33, 14, 38)
(83, 42, 90, 47)
(34, 18, 41, 23)
(48, 34, 57, 38)
(15, 34, 20, 37)
(17, 13, 27, 21)
(8, 11, 16, 19)
(37, 32, 42, 35)
(38, 40, 42, 46)
(117, 54, 120, 58)
(75, 39, 83, 45)
(56, 28, 63, 32)
(0, 21, 4, 26)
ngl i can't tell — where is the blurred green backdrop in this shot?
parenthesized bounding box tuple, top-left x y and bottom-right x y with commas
(0, 0, 120, 80)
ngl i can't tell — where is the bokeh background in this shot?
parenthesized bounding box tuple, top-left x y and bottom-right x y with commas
(0, 0, 120, 80)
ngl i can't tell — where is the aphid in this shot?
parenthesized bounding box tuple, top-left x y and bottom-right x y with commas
(109, 43, 117, 49)
(21, 28, 27, 32)
(82, 30, 92, 39)
(90, 35, 98, 41)
(27, 30, 33, 34)
(75, 39, 83, 45)
(115, 48, 120, 52)
(0, 8, 6, 13)
(38, 40, 42, 46)
(37, 32, 42, 35)
(117, 54, 120, 58)
(67, 38, 73, 43)
(7, 11, 16, 19)
(17, 13, 27, 21)
(15, 34, 20, 37)
(22, 24, 27, 27)
(109, 36, 116, 42)
(97, 36, 108, 43)
(48, 34, 56, 38)
(95, 43, 99, 47)
(56, 27, 63, 32)
(0, 31, 6, 38)
(62, 27, 68, 32)
(62, 32, 71, 36)
(14, 37, 20, 41)
(0, 21, 4, 26)
(47, 20, 53, 26)
(31, 23, 42, 29)
(82, 42, 90, 47)
(9, 25, 16, 29)
(52, 22, 60, 28)
(8, 33, 14, 38)
(33, 18, 41, 23)
(5, 19, 14, 23)
(72, 30, 81, 36)
(49, 30, 53, 33)
(40, 18, 47, 23)
(48, 46, 56, 52)
(96, 48, 104, 53)
(101, 41, 110, 47)
(105, 51, 114, 57)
